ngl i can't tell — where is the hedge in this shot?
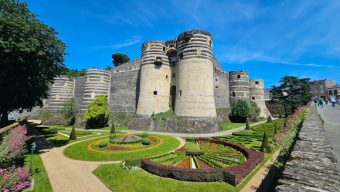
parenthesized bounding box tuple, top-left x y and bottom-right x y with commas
(141, 138, 263, 185)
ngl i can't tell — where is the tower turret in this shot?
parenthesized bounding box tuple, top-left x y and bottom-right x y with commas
(229, 70, 250, 105)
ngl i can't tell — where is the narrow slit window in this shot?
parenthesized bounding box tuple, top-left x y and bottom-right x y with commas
(232, 92, 235, 97)
(179, 90, 182, 96)
(153, 91, 157, 95)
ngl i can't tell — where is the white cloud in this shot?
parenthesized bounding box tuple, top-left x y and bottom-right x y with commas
(91, 36, 141, 50)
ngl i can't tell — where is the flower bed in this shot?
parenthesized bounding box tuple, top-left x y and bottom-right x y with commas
(141, 138, 263, 185)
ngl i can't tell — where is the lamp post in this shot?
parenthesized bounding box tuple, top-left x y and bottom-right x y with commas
(29, 142, 36, 175)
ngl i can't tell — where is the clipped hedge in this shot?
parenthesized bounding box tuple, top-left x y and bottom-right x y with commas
(141, 138, 263, 185)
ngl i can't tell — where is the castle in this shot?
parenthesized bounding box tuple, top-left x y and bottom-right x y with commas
(44, 30, 270, 119)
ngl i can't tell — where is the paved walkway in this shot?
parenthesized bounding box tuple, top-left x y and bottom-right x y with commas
(317, 104, 340, 168)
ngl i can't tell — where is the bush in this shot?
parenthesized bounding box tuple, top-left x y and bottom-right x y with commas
(0, 166, 30, 192)
(110, 123, 115, 134)
(267, 116, 272, 123)
(245, 119, 250, 130)
(249, 101, 260, 121)
(98, 141, 107, 148)
(109, 134, 117, 139)
(0, 125, 28, 168)
(83, 95, 111, 129)
(59, 98, 77, 125)
(109, 139, 116, 144)
(69, 126, 77, 141)
(229, 100, 250, 123)
(142, 138, 150, 145)
(137, 132, 148, 138)
(260, 132, 271, 153)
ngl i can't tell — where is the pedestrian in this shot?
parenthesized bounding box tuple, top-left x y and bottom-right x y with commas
(314, 97, 318, 107)
(325, 98, 329, 106)
(331, 97, 336, 107)
(319, 98, 324, 107)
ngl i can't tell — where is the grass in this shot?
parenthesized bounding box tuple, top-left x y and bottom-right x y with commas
(24, 153, 53, 192)
(221, 122, 245, 131)
(152, 109, 176, 120)
(101, 125, 129, 130)
(94, 164, 237, 192)
(64, 134, 180, 161)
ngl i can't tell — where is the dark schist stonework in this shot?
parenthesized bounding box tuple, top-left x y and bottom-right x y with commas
(276, 106, 340, 192)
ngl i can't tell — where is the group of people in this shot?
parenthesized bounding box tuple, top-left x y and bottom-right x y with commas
(314, 96, 337, 107)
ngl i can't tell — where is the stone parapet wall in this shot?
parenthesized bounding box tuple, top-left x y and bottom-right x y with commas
(276, 105, 340, 191)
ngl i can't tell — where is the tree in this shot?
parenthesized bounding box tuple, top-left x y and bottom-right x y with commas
(249, 101, 261, 121)
(245, 118, 250, 130)
(260, 132, 271, 153)
(59, 98, 77, 125)
(0, 0, 66, 123)
(61, 68, 86, 78)
(270, 76, 312, 117)
(104, 66, 112, 71)
(83, 95, 110, 128)
(229, 99, 250, 123)
(112, 53, 130, 67)
(69, 126, 77, 141)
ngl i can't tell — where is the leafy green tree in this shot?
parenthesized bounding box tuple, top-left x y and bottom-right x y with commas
(59, 98, 77, 125)
(104, 66, 112, 71)
(112, 53, 130, 67)
(69, 126, 77, 141)
(245, 118, 250, 130)
(83, 95, 110, 128)
(0, 0, 66, 123)
(267, 116, 272, 123)
(249, 101, 261, 121)
(270, 76, 312, 117)
(260, 132, 271, 153)
(229, 100, 250, 123)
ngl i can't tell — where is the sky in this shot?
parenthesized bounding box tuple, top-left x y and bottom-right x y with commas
(25, 0, 340, 88)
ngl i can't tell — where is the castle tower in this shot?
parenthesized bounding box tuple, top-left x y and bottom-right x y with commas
(174, 30, 216, 117)
(46, 76, 75, 111)
(229, 70, 250, 105)
(136, 40, 171, 116)
(249, 79, 271, 117)
(81, 68, 111, 111)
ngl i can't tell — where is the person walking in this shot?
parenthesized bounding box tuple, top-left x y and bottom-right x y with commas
(331, 97, 336, 107)
(319, 97, 324, 107)
(314, 97, 318, 107)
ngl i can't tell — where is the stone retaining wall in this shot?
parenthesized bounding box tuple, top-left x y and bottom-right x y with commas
(276, 106, 340, 191)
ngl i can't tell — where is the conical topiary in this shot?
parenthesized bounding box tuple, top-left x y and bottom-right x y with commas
(273, 124, 278, 137)
(69, 126, 77, 141)
(267, 116, 272, 123)
(245, 119, 250, 130)
(260, 132, 271, 153)
(110, 122, 116, 134)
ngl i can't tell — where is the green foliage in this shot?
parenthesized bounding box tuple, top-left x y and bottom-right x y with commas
(0, 0, 66, 123)
(104, 66, 112, 71)
(229, 100, 250, 123)
(109, 133, 117, 139)
(249, 101, 261, 121)
(137, 132, 149, 138)
(83, 95, 111, 128)
(110, 123, 116, 134)
(245, 119, 250, 130)
(112, 53, 130, 67)
(152, 109, 176, 120)
(267, 116, 272, 123)
(61, 68, 86, 78)
(98, 141, 107, 148)
(59, 98, 77, 125)
(260, 132, 271, 153)
(142, 138, 150, 145)
(69, 126, 77, 141)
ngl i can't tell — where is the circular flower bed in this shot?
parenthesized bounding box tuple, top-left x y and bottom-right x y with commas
(114, 135, 142, 144)
(141, 138, 264, 185)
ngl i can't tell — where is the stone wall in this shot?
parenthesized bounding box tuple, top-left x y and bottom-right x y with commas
(45, 76, 75, 111)
(276, 106, 340, 191)
(214, 70, 230, 109)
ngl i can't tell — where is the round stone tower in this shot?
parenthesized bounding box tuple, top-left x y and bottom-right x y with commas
(229, 70, 250, 105)
(81, 68, 111, 111)
(46, 76, 75, 111)
(249, 79, 271, 117)
(136, 40, 171, 116)
(174, 30, 216, 117)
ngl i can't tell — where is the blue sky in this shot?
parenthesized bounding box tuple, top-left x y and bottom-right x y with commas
(25, 0, 340, 87)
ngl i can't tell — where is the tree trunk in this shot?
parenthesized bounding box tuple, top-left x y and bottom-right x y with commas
(1, 111, 9, 125)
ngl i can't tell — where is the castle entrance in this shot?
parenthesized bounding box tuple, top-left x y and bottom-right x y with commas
(170, 85, 176, 110)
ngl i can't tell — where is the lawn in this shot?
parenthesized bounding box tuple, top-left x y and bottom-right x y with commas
(24, 153, 53, 192)
(221, 122, 245, 131)
(64, 134, 180, 161)
(94, 164, 237, 192)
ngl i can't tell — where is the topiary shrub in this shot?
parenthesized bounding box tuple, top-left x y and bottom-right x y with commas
(142, 138, 150, 145)
(249, 101, 260, 121)
(245, 118, 250, 130)
(267, 116, 272, 123)
(109, 133, 117, 139)
(69, 126, 77, 141)
(137, 132, 148, 138)
(109, 139, 116, 144)
(260, 132, 271, 153)
(229, 99, 250, 123)
(110, 122, 116, 134)
(98, 141, 107, 148)
(83, 95, 111, 129)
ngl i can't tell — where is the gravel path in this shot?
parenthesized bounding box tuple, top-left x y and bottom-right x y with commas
(317, 104, 340, 168)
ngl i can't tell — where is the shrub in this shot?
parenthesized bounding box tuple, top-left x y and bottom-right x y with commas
(109, 134, 117, 139)
(229, 100, 250, 123)
(0, 166, 30, 192)
(0, 125, 28, 168)
(260, 132, 271, 153)
(69, 126, 77, 141)
(109, 139, 116, 144)
(137, 132, 148, 138)
(83, 95, 111, 129)
(142, 138, 150, 145)
(98, 141, 107, 148)
(110, 123, 115, 134)
(267, 116, 272, 123)
(245, 119, 250, 130)
(59, 97, 77, 125)
(249, 101, 260, 121)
